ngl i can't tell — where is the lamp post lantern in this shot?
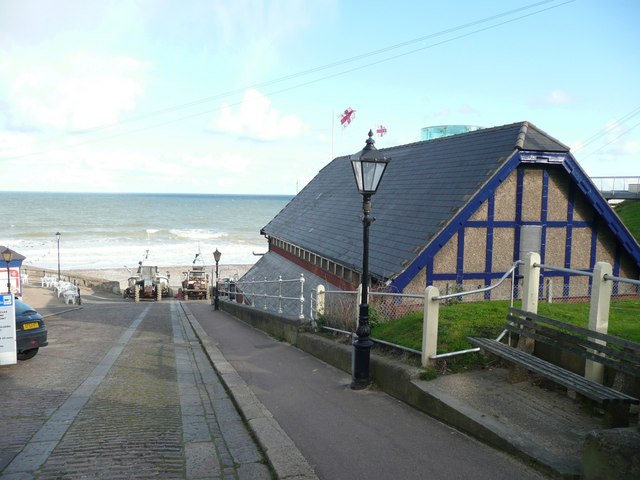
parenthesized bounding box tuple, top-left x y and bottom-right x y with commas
(56, 232, 61, 281)
(349, 130, 389, 390)
(2, 248, 13, 294)
(213, 249, 221, 310)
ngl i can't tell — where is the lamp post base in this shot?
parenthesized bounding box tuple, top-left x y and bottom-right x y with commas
(351, 336, 373, 389)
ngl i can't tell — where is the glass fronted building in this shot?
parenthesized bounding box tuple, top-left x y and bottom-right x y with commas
(421, 125, 483, 140)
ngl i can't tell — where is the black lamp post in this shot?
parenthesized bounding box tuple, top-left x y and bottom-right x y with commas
(2, 248, 13, 294)
(213, 249, 221, 310)
(56, 232, 61, 281)
(349, 130, 390, 390)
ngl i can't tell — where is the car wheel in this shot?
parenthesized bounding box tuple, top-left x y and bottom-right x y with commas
(17, 348, 39, 360)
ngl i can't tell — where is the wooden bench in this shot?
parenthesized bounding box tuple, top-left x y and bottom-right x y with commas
(468, 307, 640, 427)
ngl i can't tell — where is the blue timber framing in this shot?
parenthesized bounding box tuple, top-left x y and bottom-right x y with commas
(390, 150, 640, 293)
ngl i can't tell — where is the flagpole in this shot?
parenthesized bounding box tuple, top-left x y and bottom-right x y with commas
(331, 110, 335, 159)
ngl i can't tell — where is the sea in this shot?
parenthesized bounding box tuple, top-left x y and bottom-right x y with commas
(0, 192, 292, 270)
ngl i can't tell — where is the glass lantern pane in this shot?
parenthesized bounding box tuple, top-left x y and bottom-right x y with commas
(362, 161, 385, 192)
(351, 160, 364, 191)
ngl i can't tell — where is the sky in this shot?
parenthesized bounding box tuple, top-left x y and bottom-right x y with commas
(0, 0, 638, 195)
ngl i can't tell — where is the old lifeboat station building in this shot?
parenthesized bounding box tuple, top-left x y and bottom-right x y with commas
(242, 121, 640, 314)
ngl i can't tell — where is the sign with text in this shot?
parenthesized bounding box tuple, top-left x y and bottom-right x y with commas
(0, 293, 17, 365)
(0, 268, 20, 295)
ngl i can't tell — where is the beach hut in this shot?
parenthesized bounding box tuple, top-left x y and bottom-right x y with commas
(0, 246, 27, 296)
(241, 121, 640, 317)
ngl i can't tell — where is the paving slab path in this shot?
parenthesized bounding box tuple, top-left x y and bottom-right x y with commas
(1, 288, 270, 480)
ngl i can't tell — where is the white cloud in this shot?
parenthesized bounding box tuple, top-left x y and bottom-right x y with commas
(209, 89, 306, 141)
(0, 131, 34, 157)
(529, 89, 573, 106)
(3, 53, 147, 132)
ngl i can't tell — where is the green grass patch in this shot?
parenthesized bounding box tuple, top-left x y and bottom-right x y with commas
(371, 298, 640, 372)
(614, 200, 640, 243)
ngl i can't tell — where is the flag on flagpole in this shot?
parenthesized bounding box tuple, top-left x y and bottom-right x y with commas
(340, 108, 356, 128)
(376, 125, 387, 137)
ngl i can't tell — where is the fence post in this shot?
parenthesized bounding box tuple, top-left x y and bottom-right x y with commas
(316, 285, 325, 317)
(422, 286, 440, 368)
(585, 261, 613, 384)
(264, 277, 268, 310)
(508, 252, 540, 383)
(278, 276, 283, 314)
(522, 252, 540, 314)
(298, 274, 305, 320)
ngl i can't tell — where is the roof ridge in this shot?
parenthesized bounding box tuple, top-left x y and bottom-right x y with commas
(373, 121, 527, 153)
(515, 122, 529, 149)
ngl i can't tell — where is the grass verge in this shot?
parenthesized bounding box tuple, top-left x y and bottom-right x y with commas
(371, 297, 640, 373)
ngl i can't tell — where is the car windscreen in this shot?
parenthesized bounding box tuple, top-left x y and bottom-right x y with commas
(15, 300, 38, 315)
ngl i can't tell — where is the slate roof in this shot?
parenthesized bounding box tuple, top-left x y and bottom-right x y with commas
(261, 121, 571, 281)
(0, 246, 26, 261)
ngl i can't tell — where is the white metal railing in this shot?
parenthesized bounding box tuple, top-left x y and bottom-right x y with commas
(310, 261, 524, 357)
(426, 253, 639, 387)
(591, 176, 640, 200)
(432, 261, 522, 303)
(591, 176, 640, 192)
(223, 274, 306, 320)
(312, 255, 638, 370)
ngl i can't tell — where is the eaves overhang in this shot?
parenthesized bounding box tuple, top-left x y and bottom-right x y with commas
(389, 149, 523, 291)
(389, 149, 640, 292)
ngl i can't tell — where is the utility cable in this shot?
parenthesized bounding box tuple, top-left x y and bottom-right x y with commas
(3, 0, 575, 159)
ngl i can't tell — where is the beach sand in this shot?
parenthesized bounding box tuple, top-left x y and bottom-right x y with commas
(27, 264, 253, 291)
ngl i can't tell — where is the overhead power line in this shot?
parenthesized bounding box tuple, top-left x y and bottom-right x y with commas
(4, 0, 575, 160)
(578, 118, 640, 160)
(574, 105, 640, 152)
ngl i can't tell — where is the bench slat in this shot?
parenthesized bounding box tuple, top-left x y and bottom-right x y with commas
(467, 337, 639, 405)
(505, 318, 640, 366)
(503, 323, 640, 377)
(509, 308, 640, 353)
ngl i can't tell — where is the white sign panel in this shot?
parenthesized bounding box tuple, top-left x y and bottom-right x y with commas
(0, 293, 17, 365)
(0, 268, 20, 295)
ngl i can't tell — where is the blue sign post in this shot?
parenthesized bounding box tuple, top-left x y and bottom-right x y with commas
(0, 293, 17, 365)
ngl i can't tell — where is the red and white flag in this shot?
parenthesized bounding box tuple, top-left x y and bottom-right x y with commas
(340, 107, 356, 128)
(376, 125, 387, 137)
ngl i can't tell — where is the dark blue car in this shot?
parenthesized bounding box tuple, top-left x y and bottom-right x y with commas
(15, 298, 48, 360)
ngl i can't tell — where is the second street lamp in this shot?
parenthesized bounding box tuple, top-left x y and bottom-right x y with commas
(2, 248, 13, 294)
(56, 232, 61, 281)
(213, 249, 221, 310)
(349, 130, 390, 390)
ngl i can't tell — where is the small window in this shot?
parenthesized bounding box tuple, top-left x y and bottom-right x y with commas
(519, 225, 542, 260)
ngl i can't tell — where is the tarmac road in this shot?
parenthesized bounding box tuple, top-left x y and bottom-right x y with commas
(1, 288, 270, 479)
(2, 285, 551, 479)
(186, 303, 551, 480)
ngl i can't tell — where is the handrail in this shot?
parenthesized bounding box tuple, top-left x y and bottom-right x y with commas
(534, 263, 593, 277)
(433, 260, 522, 301)
(535, 263, 640, 286)
(231, 274, 306, 320)
(604, 274, 640, 286)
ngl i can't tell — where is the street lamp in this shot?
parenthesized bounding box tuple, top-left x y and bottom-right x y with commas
(349, 130, 390, 390)
(56, 232, 61, 281)
(213, 249, 222, 310)
(2, 248, 13, 294)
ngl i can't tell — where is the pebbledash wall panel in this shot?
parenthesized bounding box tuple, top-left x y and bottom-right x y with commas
(421, 164, 639, 301)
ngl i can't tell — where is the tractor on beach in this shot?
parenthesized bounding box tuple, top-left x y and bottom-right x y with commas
(123, 262, 171, 301)
(180, 253, 210, 300)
